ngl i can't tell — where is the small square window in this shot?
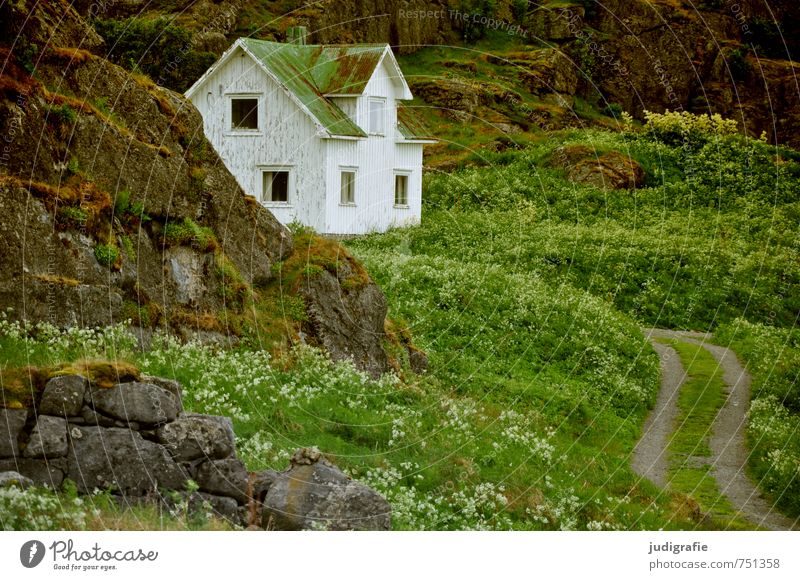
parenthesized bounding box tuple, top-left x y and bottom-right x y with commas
(369, 98, 385, 135)
(231, 97, 258, 130)
(394, 174, 408, 206)
(340, 171, 356, 204)
(263, 171, 289, 202)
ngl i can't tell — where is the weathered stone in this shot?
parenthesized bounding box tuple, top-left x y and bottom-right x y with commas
(86, 382, 179, 426)
(0, 470, 34, 489)
(139, 374, 183, 411)
(24, 415, 68, 458)
(300, 262, 389, 379)
(156, 413, 235, 461)
(0, 408, 27, 457)
(67, 426, 188, 494)
(0, 458, 66, 488)
(195, 458, 249, 504)
(39, 375, 88, 417)
(80, 405, 116, 427)
(262, 448, 391, 531)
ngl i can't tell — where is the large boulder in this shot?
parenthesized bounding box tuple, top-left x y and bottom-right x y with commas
(567, 151, 645, 190)
(39, 375, 88, 417)
(0, 409, 27, 457)
(85, 382, 180, 426)
(554, 146, 645, 190)
(261, 448, 391, 531)
(67, 426, 188, 494)
(24, 416, 68, 459)
(156, 413, 235, 462)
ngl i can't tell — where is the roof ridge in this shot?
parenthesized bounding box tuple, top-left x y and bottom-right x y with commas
(240, 38, 389, 49)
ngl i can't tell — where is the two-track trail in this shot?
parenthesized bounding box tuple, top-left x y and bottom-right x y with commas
(633, 329, 799, 531)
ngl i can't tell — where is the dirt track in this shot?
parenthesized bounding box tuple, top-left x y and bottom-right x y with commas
(634, 329, 799, 531)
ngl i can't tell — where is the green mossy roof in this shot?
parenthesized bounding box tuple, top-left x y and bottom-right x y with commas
(241, 39, 392, 137)
(239, 39, 432, 140)
(396, 103, 435, 140)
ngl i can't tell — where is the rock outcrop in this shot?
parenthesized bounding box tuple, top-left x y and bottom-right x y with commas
(0, 372, 392, 530)
(0, 0, 407, 377)
(554, 146, 645, 191)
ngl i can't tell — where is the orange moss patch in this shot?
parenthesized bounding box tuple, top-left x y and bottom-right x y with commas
(169, 308, 232, 335)
(51, 360, 140, 389)
(2, 174, 115, 243)
(0, 366, 50, 409)
(46, 47, 95, 64)
(30, 274, 80, 286)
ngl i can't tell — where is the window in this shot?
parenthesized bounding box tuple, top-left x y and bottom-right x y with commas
(340, 170, 356, 205)
(394, 173, 409, 206)
(369, 98, 385, 135)
(231, 97, 258, 130)
(262, 170, 289, 203)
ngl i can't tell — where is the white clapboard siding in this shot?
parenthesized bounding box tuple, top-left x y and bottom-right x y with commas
(188, 46, 327, 231)
(189, 45, 426, 235)
(324, 60, 422, 235)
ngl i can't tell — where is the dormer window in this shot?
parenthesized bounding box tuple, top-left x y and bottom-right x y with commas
(231, 96, 259, 130)
(369, 98, 385, 136)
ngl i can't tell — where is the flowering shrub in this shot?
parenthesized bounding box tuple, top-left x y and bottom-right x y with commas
(0, 485, 92, 530)
(640, 109, 739, 146)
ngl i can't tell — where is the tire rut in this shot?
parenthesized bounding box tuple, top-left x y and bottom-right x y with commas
(635, 328, 799, 531)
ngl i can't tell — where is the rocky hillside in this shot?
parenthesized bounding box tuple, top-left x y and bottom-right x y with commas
(66, 0, 800, 154)
(0, 0, 404, 377)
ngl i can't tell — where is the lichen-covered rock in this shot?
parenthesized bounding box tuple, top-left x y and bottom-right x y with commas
(24, 416, 68, 459)
(139, 374, 183, 410)
(195, 458, 249, 504)
(0, 408, 27, 458)
(86, 382, 179, 427)
(39, 375, 88, 417)
(261, 448, 391, 531)
(0, 470, 34, 489)
(67, 426, 188, 494)
(156, 413, 235, 461)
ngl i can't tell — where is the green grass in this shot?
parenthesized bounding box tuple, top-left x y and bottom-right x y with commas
(660, 339, 755, 530)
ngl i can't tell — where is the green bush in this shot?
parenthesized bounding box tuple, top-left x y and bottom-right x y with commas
(163, 218, 217, 252)
(94, 244, 120, 268)
(48, 103, 77, 126)
(91, 17, 218, 92)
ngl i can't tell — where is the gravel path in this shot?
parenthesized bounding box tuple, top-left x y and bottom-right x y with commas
(635, 329, 799, 530)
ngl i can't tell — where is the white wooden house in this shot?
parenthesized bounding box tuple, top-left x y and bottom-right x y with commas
(185, 35, 435, 235)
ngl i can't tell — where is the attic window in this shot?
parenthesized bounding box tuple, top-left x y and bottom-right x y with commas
(231, 97, 259, 130)
(369, 98, 385, 135)
(262, 170, 289, 203)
